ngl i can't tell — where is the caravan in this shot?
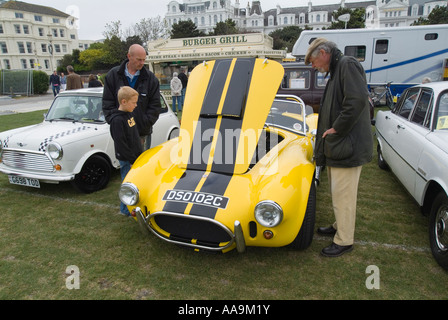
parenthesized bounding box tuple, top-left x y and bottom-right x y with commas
(292, 25, 448, 96)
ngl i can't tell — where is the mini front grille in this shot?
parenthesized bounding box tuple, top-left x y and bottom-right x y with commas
(1, 149, 54, 172)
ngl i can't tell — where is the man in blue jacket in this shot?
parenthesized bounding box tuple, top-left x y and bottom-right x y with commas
(102, 44, 161, 150)
(306, 38, 373, 257)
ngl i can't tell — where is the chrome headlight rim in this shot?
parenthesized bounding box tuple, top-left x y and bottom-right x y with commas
(119, 183, 140, 206)
(255, 200, 283, 228)
(46, 142, 63, 160)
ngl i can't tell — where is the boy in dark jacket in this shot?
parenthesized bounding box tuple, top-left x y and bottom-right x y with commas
(109, 86, 142, 216)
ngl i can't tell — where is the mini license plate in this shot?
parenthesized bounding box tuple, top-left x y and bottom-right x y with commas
(8, 176, 41, 188)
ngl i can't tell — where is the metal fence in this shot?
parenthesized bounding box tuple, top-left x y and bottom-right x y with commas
(1, 69, 34, 96)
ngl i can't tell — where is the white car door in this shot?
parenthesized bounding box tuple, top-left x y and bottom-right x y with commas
(388, 88, 434, 198)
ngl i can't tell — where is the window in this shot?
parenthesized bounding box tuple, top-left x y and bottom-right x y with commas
(15, 12, 24, 18)
(435, 92, 448, 130)
(3, 59, 11, 69)
(0, 42, 8, 54)
(34, 15, 43, 22)
(282, 70, 311, 89)
(45, 60, 50, 69)
(396, 87, 420, 119)
(60, 29, 65, 37)
(54, 44, 61, 53)
(375, 39, 389, 54)
(41, 43, 47, 53)
(26, 42, 33, 54)
(18, 42, 25, 54)
(14, 24, 21, 34)
(410, 89, 433, 127)
(0, 24, 3, 33)
(30, 59, 35, 69)
(52, 29, 58, 37)
(23, 25, 30, 34)
(39, 28, 44, 36)
(53, 18, 60, 23)
(21, 59, 27, 69)
(345, 46, 366, 62)
(425, 33, 438, 40)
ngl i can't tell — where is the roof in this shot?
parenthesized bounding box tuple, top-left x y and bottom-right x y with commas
(0, 0, 69, 18)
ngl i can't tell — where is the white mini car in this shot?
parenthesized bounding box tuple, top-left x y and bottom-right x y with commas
(0, 88, 180, 193)
(375, 81, 448, 270)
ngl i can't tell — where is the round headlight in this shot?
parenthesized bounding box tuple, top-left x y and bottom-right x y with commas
(255, 201, 283, 228)
(47, 142, 63, 160)
(119, 183, 139, 206)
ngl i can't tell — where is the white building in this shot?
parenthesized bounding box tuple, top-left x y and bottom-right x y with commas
(0, 0, 93, 73)
(165, 0, 447, 33)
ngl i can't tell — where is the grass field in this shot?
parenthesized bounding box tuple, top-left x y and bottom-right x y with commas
(0, 110, 447, 301)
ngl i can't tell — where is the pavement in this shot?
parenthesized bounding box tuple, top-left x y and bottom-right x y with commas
(0, 90, 55, 115)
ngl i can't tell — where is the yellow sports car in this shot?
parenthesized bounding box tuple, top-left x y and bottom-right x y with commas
(119, 58, 319, 253)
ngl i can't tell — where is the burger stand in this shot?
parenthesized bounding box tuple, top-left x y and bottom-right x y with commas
(146, 33, 286, 105)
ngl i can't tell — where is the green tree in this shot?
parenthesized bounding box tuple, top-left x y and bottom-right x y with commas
(211, 19, 239, 35)
(412, 6, 448, 25)
(269, 26, 307, 51)
(170, 20, 206, 39)
(327, 7, 366, 29)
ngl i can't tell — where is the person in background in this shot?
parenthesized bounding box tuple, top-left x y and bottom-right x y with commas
(66, 65, 83, 90)
(109, 86, 142, 217)
(49, 71, 60, 96)
(60, 72, 67, 91)
(178, 67, 188, 110)
(170, 72, 182, 113)
(88, 74, 103, 88)
(102, 44, 160, 151)
(305, 38, 373, 258)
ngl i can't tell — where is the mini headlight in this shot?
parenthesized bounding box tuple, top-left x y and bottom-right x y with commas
(119, 183, 139, 206)
(255, 201, 283, 228)
(46, 142, 63, 160)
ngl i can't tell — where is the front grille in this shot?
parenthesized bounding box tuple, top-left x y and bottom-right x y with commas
(151, 212, 234, 249)
(1, 149, 55, 172)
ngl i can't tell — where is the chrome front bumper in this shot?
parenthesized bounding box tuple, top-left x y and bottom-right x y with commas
(134, 208, 246, 253)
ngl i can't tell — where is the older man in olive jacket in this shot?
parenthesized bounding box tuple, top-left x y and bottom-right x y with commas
(306, 38, 373, 257)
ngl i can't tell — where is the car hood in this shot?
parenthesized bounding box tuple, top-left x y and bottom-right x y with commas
(428, 131, 448, 155)
(177, 58, 284, 175)
(1, 121, 105, 152)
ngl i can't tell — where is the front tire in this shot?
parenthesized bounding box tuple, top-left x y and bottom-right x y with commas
(377, 144, 389, 170)
(71, 155, 111, 193)
(429, 192, 448, 270)
(290, 181, 316, 250)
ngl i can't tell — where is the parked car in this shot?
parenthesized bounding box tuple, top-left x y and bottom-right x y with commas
(279, 62, 375, 122)
(278, 62, 327, 113)
(119, 58, 320, 253)
(375, 81, 448, 270)
(0, 88, 180, 193)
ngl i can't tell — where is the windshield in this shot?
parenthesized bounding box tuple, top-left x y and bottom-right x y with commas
(265, 98, 311, 135)
(46, 95, 104, 122)
(436, 91, 448, 130)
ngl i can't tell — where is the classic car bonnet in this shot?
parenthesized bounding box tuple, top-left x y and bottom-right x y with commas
(1, 122, 100, 152)
(177, 58, 284, 175)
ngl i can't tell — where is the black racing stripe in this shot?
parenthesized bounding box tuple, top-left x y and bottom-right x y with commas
(187, 117, 217, 171)
(220, 58, 255, 118)
(190, 173, 232, 218)
(162, 170, 204, 213)
(201, 59, 232, 116)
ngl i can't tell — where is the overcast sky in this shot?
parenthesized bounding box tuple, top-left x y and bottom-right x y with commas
(23, 0, 370, 41)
